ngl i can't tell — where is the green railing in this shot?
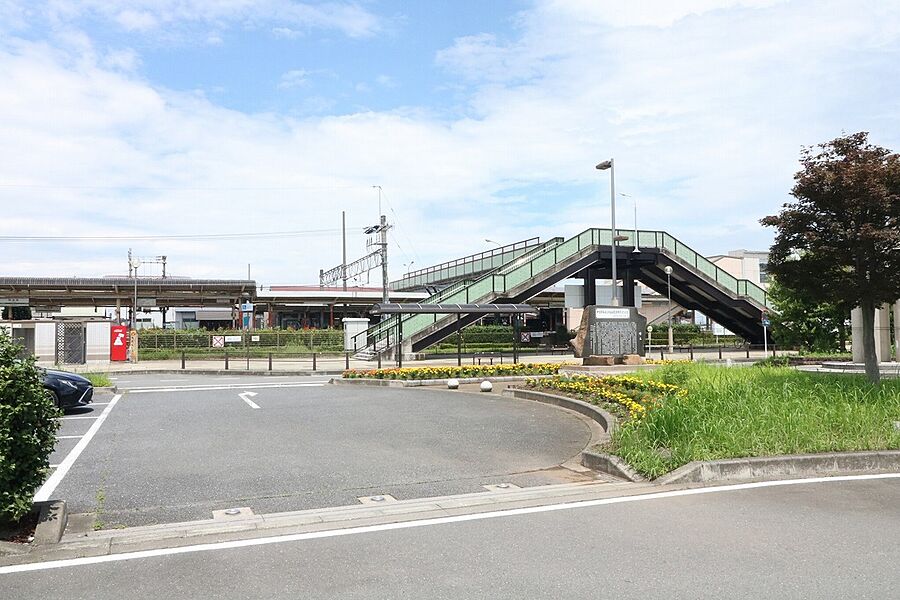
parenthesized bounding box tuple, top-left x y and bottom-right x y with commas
(356, 228, 771, 353)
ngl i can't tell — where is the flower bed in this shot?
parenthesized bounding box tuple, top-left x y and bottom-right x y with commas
(342, 363, 565, 380)
(525, 374, 684, 419)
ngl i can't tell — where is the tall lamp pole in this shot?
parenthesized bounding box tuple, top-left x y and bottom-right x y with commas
(596, 159, 618, 305)
(130, 257, 141, 331)
(664, 265, 674, 353)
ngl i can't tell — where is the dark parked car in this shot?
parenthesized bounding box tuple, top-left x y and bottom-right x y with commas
(41, 368, 94, 409)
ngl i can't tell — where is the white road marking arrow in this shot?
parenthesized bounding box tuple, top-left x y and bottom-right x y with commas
(238, 391, 260, 409)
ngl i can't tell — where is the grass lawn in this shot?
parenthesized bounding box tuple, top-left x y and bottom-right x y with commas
(82, 373, 113, 387)
(612, 362, 900, 478)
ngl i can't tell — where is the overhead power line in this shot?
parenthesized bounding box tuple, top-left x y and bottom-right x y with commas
(0, 227, 355, 242)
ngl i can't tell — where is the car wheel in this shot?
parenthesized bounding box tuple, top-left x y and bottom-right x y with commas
(46, 389, 60, 408)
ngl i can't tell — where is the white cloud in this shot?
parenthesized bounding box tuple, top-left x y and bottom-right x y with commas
(2, 0, 900, 284)
(277, 69, 311, 89)
(6, 0, 384, 40)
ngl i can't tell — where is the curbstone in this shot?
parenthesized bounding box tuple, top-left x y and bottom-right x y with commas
(502, 387, 617, 436)
(580, 451, 647, 482)
(654, 450, 900, 485)
(32, 500, 67, 545)
(330, 375, 557, 387)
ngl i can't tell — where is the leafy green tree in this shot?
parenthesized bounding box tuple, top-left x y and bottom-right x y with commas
(0, 330, 60, 524)
(1, 307, 32, 320)
(767, 280, 849, 353)
(762, 132, 900, 382)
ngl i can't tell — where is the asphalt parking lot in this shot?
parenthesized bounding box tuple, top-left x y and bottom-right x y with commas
(43, 375, 594, 528)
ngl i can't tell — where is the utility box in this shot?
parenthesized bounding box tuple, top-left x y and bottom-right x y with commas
(110, 325, 128, 361)
(343, 318, 370, 352)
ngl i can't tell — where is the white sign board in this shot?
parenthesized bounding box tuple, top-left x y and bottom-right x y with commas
(224, 335, 242, 343)
(0, 297, 28, 306)
(212, 336, 225, 347)
(251, 335, 260, 342)
(595, 308, 631, 320)
(240, 303, 254, 312)
(136, 298, 157, 307)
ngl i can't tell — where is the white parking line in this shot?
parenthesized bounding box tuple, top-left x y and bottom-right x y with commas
(128, 382, 327, 394)
(5, 473, 899, 575)
(34, 394, 122, 503)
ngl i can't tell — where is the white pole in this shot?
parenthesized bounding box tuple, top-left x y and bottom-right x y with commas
(610, 159, 618, 306)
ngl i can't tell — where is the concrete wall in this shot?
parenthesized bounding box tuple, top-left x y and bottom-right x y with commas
(86, 321, 111, 362)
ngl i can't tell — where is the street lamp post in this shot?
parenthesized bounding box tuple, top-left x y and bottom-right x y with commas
(620, 193, 640, 253)
(130, 257, 141, 331)
(596, 159, 618, 305)
(485, 239, 502, 249)
(664, 265, 674, 353)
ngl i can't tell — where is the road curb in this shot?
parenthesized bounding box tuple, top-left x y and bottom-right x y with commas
(654, 450, 900, 485)
(32, 500, 67, 545)
(499, 387, 650, 482)
(331, 375, 557, 387)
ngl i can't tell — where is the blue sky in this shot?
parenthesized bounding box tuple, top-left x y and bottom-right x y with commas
(1, 1, 899, 284)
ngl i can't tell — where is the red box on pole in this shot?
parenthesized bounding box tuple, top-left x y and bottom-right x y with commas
(111, 325, 129, 361)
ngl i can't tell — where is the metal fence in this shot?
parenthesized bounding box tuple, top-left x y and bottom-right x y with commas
(137, 330, 344, 358)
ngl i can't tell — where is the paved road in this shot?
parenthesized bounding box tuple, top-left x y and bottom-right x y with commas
(5, 477, 898, 598)
(51, 378, 592, 526)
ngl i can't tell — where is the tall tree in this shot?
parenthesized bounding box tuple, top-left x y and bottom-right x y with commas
(767, 279, 849, 353)
(762, 132, 900, 382)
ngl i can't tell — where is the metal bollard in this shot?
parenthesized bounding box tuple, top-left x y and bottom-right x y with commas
(313, 352, 317, 371)
(718, 345, 722, 360)
(268, 352, 272, 371)
(746, 343, 751, 359)
(181, 350, 185, 370)
(246, 349, 250, 370)
(772, 344, 776, 357)
(225, 351, 229, 370)
(660, 348, 664, 360)
(345, 352, 350, 369)
(377, 353, 382, 369)
(689, 344, 694, 361)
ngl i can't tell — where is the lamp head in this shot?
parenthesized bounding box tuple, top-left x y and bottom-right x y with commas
(664, 266, 673, 275)
(595, 160, 613, 170)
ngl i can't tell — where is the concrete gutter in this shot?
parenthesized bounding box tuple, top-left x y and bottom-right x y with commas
(500, 387, 648, 482)
(2, 481, 656, 565)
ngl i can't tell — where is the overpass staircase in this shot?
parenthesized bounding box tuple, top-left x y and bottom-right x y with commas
(352, 228, 772, 360)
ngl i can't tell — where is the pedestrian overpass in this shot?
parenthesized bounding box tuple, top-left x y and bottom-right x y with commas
(351, 228, 771, 359)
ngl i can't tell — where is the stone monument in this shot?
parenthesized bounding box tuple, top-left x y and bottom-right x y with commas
(570, 305, 646, 365)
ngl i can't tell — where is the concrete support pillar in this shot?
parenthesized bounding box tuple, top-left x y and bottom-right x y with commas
(622, 266, 635, 307)
(584, 268, 597, 306)
(851, 304, 892, 363)
(894, 302, 900, 362)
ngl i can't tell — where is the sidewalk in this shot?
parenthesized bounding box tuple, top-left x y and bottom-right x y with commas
(39, 347, 783, 375)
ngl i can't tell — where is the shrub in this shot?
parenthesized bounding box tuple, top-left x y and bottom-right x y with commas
(0, 330, 61, 523)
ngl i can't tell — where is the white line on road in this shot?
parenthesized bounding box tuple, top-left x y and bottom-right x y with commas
(33, 394, 122, 503)
(5, 472, 898, 575)
(59, 416, 100, 420)
(239, 391, 260, 409)
(56, 435, 83, 440)
(128, 382, 326, 394)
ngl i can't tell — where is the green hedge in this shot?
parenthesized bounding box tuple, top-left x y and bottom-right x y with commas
(0, 330, 61, 523)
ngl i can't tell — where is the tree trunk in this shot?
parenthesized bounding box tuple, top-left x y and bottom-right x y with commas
(860, 298, 880, 384)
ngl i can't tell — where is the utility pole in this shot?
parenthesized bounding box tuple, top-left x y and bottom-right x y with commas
(379, 214, 389, 305)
